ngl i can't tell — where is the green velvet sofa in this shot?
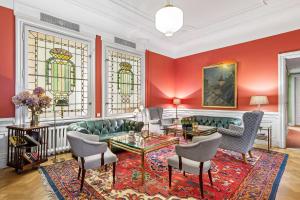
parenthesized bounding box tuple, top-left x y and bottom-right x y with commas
(67, 118, 144, 142)
(181, 115, 242, 129)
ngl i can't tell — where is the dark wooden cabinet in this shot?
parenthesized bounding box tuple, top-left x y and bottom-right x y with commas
(7, 124, 49, 173)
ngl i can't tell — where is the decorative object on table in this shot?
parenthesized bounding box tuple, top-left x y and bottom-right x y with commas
(250, 95, 269, 110)
(173, 98, 181, 119)
(40, 146, 288, 200)
(141, 130, 150, 139)
(52, 99, 69, 163)
(181, 117, 193, 130)
(155, 0, 183, 37)
(202, 62, 237, 108)
(192, 121, 198, 132)
(218, 111, 264, 162)
(12, 87, 52, 127)
(128, 131, 136, 143)
(7, 124, 49, 173)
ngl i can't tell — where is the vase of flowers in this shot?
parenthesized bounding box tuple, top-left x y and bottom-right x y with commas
(12, 87, 52, 126)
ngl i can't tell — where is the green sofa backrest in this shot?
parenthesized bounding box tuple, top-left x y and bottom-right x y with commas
(182, 115, 242, 129)
(67, 118, 144, 135)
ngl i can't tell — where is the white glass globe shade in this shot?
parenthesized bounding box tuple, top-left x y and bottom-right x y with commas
(155, 5, 183, 36)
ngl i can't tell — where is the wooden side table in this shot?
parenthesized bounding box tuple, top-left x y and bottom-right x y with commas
(7, 124, 49, 173)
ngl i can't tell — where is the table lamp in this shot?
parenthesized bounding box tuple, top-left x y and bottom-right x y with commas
(250, 96, 269, 110)
(173, 98, 181, 119)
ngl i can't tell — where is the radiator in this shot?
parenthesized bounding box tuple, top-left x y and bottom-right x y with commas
(48, 125, 70, 155)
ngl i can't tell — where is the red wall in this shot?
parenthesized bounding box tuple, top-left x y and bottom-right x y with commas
(0, 6, 15, 118)
(95, 35, 102, 117)
(146, 50, 175, 108)
(175, 29, 300, 112)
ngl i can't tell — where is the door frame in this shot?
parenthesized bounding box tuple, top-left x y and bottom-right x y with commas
(278, 51, 300, 148)
(291, 74, 300, 126)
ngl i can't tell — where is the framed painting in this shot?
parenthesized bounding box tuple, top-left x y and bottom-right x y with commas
(202, 62, 237, 108)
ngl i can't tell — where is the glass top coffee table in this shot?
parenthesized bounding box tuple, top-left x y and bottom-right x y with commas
(166, 124, 217, 140)
(109, 133, 179, 184)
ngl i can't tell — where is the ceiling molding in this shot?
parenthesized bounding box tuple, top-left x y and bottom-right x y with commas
(2, 0, 300, 59)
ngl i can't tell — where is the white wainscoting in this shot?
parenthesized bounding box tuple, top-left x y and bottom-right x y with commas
(0, 118, 15, 169)
(162, 108, 280, 147)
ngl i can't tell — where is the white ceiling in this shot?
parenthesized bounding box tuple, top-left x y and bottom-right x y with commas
(2, 0, 300, 58)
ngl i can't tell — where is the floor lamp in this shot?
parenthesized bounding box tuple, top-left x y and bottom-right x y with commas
(52, 99, 68, 163)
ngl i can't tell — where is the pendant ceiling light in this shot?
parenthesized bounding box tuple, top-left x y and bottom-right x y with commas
(155, 0, 183, 37)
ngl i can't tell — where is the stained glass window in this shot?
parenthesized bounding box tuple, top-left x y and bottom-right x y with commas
(26, 29, 90, 120)
(105, 47, 142, 115)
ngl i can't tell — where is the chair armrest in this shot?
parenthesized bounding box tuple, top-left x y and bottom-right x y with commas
(218, 127, 243, 137)
(229, 124, 244, 132)
(82, 140, 107, 156)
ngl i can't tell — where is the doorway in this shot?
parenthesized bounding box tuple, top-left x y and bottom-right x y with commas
(279, 52, 300, 148)
(286, 57, 300, 148)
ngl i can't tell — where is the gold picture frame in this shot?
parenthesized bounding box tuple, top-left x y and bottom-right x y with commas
(202, 62, 237, 108)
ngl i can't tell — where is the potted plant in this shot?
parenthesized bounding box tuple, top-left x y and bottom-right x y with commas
(12, 87, 52, 126)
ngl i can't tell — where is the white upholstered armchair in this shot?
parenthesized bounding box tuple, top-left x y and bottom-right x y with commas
(147, 107, 174, 133)
(167, 133, 222, 198)
(67, 131, 117, 191)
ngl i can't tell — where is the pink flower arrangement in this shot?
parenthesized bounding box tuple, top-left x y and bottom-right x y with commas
(12, 87, 52, 115)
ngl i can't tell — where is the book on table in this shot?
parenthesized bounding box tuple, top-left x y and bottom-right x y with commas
(23, 152, 39, 163)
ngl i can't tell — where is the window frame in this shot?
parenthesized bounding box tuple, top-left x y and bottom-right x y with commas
(15, 18, 95, 124)
(102, 42, 145, 118)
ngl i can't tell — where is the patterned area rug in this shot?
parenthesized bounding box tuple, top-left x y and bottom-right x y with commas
(40, 147, 287, 200)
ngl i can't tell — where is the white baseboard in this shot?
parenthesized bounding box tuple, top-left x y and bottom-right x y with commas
(162, 108, 280, 148)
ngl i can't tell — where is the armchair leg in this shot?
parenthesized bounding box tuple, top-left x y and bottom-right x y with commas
(168, 165, 172, 188)
(77, 167, 81, 180)
(105, 165, 108, 172)
(80, 169, 86, 191)
(199, 162, 204, 198)
(208, 169, 213, 186)
(183, 171, 186, 176)
(242, 153, 247, 163)
(112, 162, 116, 185)
(248, 150, 253, 158)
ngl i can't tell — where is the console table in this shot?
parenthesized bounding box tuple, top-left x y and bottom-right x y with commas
(7, 124, 49, 173)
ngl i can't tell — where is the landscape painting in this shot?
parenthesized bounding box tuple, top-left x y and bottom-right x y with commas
(202, 62, 237, 108)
